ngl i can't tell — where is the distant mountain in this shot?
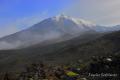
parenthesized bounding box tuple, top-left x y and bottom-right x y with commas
(0, 15, 120, 50)
(0, 15, 97, 50)
(93, 25, 120, 32)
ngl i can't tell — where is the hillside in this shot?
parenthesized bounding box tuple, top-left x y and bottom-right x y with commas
(0, 30, 120, 73)
(0, 32, 101, 72)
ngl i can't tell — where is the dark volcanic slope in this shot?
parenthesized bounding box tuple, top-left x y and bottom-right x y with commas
(48, 30, 120, 62)
(0, 30, 120, 72)
(36, 30, 120, 64)
(0, 32, 101, 72)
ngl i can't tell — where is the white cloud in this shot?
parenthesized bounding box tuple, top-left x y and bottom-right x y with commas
(64, 0, 120, 26)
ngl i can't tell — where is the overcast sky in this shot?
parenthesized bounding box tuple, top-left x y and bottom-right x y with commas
(0, 0, 120, 37)
(65, 0, 120, 26)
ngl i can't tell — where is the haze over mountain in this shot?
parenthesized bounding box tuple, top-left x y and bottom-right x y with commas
(0, 15, 120, 50)
(0, 27, 120, 72)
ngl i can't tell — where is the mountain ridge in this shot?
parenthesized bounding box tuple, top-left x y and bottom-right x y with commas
(0, 15, 98, 50)
(0, 15, 120, 50)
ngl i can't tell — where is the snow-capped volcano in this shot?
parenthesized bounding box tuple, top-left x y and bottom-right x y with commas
(28, 14, 96, 35)
(52, 14, 96, 31)
(0, 15, 118, 49)
(52, 14, 96, 26)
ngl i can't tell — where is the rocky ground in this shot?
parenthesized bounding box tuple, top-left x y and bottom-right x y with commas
(0, 54, 120, 80)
